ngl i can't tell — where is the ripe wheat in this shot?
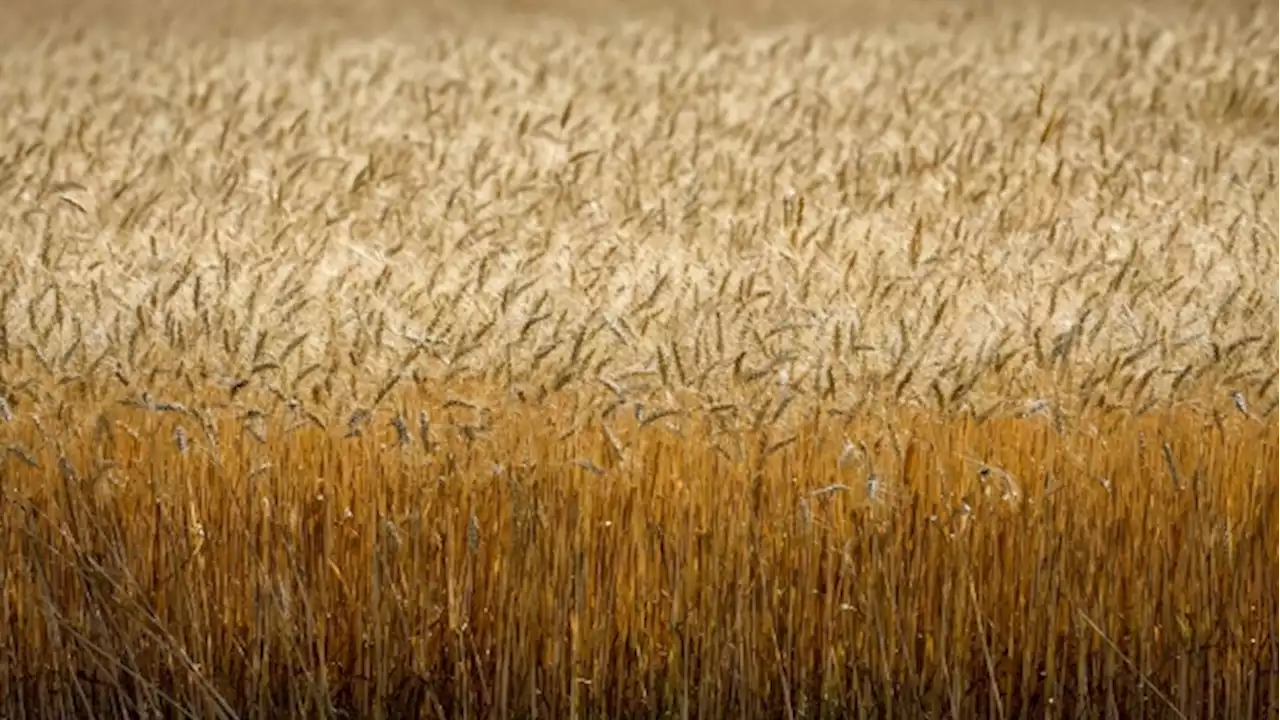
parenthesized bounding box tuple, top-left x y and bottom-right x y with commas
(0, 0, 1275, 717)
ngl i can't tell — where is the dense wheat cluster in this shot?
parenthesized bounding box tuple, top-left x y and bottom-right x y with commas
(0, 0, 1276, 717)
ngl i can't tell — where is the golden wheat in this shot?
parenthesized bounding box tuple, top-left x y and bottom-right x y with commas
(0, 0, 1275, 716)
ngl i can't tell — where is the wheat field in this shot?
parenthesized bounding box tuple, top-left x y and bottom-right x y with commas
(0, 0, 1276, 717)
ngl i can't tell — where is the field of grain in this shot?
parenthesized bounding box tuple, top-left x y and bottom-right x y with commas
(0, 0, 1276, 717)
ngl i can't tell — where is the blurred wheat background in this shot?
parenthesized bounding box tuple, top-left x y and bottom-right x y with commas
(0, 0, 1276, 717)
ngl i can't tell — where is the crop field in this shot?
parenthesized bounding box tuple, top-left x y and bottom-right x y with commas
(0, 0, 1276, 717)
